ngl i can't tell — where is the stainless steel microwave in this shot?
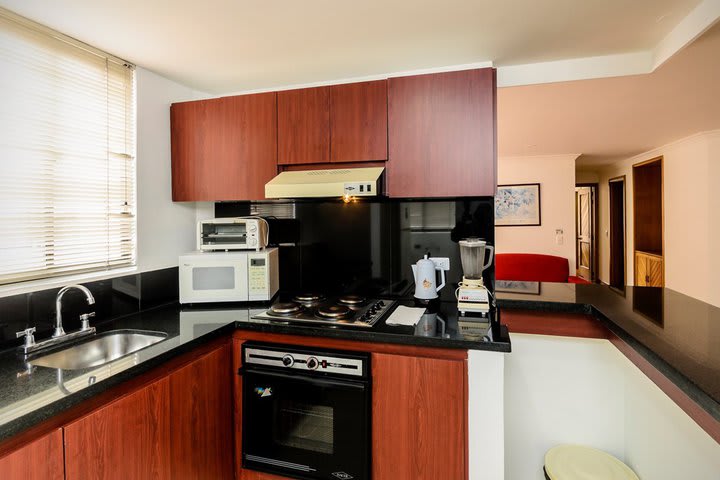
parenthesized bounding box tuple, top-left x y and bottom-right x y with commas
(179, 249, 279, 303)
(197, 217, 269, 251)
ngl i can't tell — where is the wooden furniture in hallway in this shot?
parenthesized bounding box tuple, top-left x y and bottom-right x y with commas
(632, 157, 664, 287)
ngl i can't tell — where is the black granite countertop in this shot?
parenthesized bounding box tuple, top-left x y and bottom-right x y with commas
(496, 282, 720, 422)
(0, 300, 509, 444)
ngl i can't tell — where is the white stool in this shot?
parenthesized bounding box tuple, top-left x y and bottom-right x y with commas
(544, 444, 640, 480)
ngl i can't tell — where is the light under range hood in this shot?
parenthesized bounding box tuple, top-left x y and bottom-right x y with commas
(265, 167, 384, 199)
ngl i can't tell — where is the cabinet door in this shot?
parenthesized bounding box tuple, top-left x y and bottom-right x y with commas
(64, 378, 171, 480)
(171, 92, 278, 201)
(646, 255, 664, 287)
(372, 353, 467, 479)
(0, 430, 64, 480)
(169, 343, 233, 479)
(277, 87, 330, 165)
(387, 68, 496, 198)
(330, 80, 388, 163)
(635, 253, 648, 287)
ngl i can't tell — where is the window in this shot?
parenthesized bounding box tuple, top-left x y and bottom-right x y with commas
(0, 8, 136, 285)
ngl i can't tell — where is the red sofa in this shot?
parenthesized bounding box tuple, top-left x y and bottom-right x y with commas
(495, 253, 590, 284)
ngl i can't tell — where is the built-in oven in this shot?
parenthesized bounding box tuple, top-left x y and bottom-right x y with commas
(241, 342, 370, 480)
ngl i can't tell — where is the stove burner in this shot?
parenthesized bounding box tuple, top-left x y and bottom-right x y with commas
(316, 304, 352, 319)
(293, 293, 326, 304)
(270, 302, 302, 315)
(338, 295, 366, 306)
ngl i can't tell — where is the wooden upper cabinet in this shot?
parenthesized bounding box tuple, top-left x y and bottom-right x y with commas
(372, 353, 467, 479)
(387, 68, 497, 198)
(171, 92, 278, 201)
(330, 80, 388, 163)
(0, 429, 64, 480)
(277, 87, 330, 165)
(64, 378, 171, 480)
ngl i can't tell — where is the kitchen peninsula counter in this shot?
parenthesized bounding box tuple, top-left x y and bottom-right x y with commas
(497, 282, 720, 440)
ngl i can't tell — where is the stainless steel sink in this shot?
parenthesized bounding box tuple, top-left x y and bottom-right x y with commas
(29, 329, 167, 370)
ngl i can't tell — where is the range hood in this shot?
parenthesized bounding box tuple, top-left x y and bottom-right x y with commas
(265, 167, 384, 199)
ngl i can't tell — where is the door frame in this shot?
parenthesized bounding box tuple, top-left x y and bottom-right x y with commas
(608, 176, 626, 288)
(575, 183, 598, 282)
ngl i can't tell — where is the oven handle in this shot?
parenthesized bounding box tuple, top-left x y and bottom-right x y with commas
(239, 366, 368, 390)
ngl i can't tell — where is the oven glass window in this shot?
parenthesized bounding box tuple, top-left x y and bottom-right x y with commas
(192, 266, 235, 290)
(274, 400, 334, 454)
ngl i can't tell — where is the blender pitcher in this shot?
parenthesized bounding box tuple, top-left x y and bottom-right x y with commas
(459, 238, 494, 285)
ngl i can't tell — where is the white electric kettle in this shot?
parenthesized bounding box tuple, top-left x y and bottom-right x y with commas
(411, 255, 446, 300)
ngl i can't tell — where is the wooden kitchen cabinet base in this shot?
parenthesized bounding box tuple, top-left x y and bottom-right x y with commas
(0, 429, 64, 480)
(64, 378, 171, 480)
(169, 344, 234, 479)
(372, 353, 467, 479)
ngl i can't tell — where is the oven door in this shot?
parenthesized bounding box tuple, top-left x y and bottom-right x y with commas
(242, 368, 370, 480)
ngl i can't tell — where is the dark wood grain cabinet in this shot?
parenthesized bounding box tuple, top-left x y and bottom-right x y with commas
(330, 80, 388, 163)
(171, 92, 277, 201)
(372, 352, 467, 479)
(0, 430, 64, 480)
(63, 343, 233, 480)
(169, 343, 234, 480)
(277, 87, 330, 165)
(387, 68, 497, 198)
(64, 378, 171, 480)
(277, 80, 388, 166)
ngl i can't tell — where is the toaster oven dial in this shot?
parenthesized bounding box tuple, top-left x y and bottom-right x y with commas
(282, 354, 295, 367)
(306, 357, 319, 370)
(248, 238, 257, 246)
(248, 224, 257, 232)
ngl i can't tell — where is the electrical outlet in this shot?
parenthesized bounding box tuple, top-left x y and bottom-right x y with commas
(430, 257, 450, 270)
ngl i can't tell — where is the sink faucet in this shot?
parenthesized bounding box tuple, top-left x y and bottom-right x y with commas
(54, 285, 95, 338)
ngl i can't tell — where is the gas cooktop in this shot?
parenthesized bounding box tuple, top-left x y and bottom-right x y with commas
(252, 293, 396, 328)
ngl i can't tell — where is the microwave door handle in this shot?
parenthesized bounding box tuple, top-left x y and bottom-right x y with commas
(241, 367, 367, 390)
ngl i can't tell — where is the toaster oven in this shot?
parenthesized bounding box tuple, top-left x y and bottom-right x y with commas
(198, 217, 269, 251)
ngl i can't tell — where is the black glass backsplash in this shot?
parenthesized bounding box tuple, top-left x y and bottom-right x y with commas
(216, 197, 495, 301)
(0, 267, 178, 352)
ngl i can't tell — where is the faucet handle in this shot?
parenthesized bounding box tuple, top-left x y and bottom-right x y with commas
(79, 312, 96, 331)
(15, 327, 36, 348)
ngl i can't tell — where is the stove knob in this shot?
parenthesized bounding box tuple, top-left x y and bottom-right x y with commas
(282, 354, 295, 367)
(306, 357, 319, 370)
(378, 301, 385, 307)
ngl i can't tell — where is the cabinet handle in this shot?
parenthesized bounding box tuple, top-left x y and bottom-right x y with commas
(646, 275, 650, 283)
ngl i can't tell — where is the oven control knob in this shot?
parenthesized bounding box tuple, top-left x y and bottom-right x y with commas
(282, 355, 295, 367)
(249, 237, 257, 246)
(248, 224, 257, 232)
(306, 357, 319, 370)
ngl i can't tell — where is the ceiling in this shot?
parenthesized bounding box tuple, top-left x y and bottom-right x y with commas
(0, 0, 702, 94)
(498, 20, 720, 167)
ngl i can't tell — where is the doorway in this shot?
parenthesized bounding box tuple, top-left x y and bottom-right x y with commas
(575, 184, 597, 282)
(608, 176, 626, 289)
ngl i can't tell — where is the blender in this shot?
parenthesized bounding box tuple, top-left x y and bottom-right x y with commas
(456, 238, 494, 315)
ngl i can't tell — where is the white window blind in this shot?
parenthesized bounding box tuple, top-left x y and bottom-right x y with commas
(0, 9, 136, 285)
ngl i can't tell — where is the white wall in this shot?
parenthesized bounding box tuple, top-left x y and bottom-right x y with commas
(496, 155, 579, 272)
(135, 68, 208, 272)
(593, 130, 720, 306)
(504, 334, 626, 480)
(505, 333, 720, 480)
(468, 350, 505, 480)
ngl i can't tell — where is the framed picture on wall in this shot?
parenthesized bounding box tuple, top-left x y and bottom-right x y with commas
(495, 183, 541, 226)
